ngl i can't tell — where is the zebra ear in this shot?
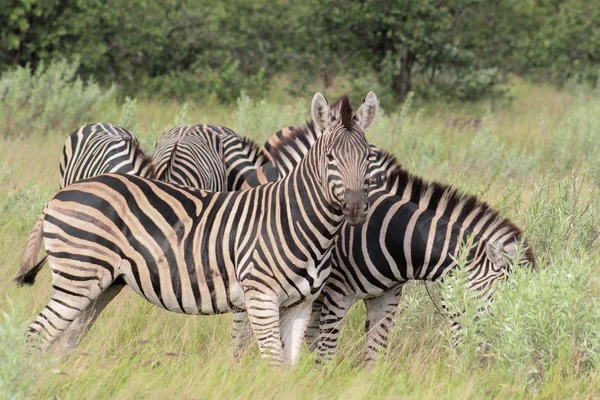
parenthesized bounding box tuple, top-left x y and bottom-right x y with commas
(311, 92, 331, 131)
(485, 240, 505, 267)
(354, 91, 378, 130)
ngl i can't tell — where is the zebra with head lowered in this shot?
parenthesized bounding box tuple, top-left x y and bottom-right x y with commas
(153, 124, 266, 192)
(235, 113, 535, 366)
(60, 123, 155, 188)
(14, 92, 377, 366)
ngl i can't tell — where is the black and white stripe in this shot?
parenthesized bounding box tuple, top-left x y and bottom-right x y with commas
(235, 102, 535, 365)
(153, 125, 227, 191)
(314, 156, 535, 364)
(153, 124, 265, 191)
(59, 123, 154, 188)
(15, 92, 377, 366)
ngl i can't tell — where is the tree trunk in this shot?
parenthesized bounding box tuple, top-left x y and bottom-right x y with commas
(394, 49, 416, 99)
(320, 63, 333, 91)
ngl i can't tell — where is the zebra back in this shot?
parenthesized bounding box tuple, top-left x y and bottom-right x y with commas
(153, 124, 267, 191)
(153, 125, 227, 191)
(59, 123, 155, 188)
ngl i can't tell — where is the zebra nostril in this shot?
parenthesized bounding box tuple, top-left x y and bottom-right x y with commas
(341, 202, 350, 213)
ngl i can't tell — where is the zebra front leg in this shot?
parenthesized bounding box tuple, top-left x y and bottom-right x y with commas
(304, 296, 324, 352)
(231, 311, 253, 360)
(439, 281, 493, 352)
(244, 293, 284, 366)
(280, 300, 313, 365)
(315, 289, 355, 364)
(363, 285, 403, 367)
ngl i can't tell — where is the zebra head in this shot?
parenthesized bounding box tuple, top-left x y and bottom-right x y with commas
(311, 92, 378, 225)
(484, 237, 536, 276)
(465, 233, 535, 296)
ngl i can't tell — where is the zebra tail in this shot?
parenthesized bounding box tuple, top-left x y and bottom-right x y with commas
(14, 208, 48, 286)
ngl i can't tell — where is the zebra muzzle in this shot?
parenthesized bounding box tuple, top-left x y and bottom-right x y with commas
(341, 190, 369, 226)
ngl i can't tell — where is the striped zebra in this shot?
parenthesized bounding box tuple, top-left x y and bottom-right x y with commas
(14, 92, 377, 366)
(153, 125, 265, 191)
(60, 123, 155, 188)
(234, 122, 535, 366)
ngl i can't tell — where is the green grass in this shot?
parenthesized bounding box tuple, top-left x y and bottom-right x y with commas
(1, 75, 600, 398)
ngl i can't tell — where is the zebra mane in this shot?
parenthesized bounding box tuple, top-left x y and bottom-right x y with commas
(338, 95, 353, 129)
(265, 95, 349, 172)
(124, 134, 157, 179)
(375, 150, 535, 267)
(235, 134, 268, 165)
(266, 122, 319, 172)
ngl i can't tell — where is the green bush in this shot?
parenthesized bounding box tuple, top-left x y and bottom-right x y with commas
(232, 91, 306, 142)
(0, 59, 115, 138)
(0, 298, 51, 399)
(440, 173, 600, 389)
(119, 97, 138, 133)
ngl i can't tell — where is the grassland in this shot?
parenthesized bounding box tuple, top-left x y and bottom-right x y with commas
(1, 79, 600, 399)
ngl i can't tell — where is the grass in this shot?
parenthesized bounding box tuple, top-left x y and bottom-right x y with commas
(1, 66, 600, 398)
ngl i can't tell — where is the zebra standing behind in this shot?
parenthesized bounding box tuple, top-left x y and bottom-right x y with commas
(59, 123, 155, 188)
(14, 92, 378, 366)
(234, 125, 535, 366)
(153, 124, 267, 192)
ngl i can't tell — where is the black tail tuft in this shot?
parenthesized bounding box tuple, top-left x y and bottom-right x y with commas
(14, 256, 47, 286)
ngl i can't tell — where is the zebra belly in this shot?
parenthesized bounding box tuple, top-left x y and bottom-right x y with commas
(120, 255, 243, 316)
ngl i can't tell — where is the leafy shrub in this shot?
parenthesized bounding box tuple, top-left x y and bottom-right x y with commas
(0, 298, 51, 399)
(119, 97, 138, 133)
(141, 63, 269, 104)
(0, 59, 115, 138)
(232, 91, 306, 142)
(440, 173, 600, 389)
(542, 87, 600, 181)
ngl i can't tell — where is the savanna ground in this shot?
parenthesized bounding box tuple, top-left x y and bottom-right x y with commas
(2, 74, 600, 399)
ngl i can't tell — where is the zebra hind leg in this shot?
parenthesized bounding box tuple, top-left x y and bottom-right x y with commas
(26, 259, 114, 355)
(363, 284, 403, 368)
(55, 282, 125, 354)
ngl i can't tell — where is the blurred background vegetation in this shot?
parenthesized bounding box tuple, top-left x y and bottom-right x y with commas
(2, 0, 599, 105)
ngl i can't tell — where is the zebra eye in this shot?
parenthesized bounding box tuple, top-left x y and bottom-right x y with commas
(326, 153, 335, 162)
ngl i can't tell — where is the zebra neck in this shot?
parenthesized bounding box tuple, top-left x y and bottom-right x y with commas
(378, 191, 510, 281)
(281, 152, 345, 243)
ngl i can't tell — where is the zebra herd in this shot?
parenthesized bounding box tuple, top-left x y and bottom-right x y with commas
(14, 92, 535, 368)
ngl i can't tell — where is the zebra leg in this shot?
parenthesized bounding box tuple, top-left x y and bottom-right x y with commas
(304, 296, 325, 352)
(26, 265, 111, 354)
(231, 311, 253, 360)
(440, 283, 494, 355)
(280, 301, 313, 365)
(315, 289, 356, 363)
(363, 285, 404, 367)
(439, 295, 463, 348)
(244, 293, 284, 366)
(56, 283, 124, 353)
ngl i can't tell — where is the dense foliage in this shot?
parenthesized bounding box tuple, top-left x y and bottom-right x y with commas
(1, 0, 598, 103)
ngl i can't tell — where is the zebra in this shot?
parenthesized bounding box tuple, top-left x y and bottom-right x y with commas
(233, 124, 535, 366)
(153, 125, 266, 191)
(14, 92, 378, 366)
(60, 123, 155, 188)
